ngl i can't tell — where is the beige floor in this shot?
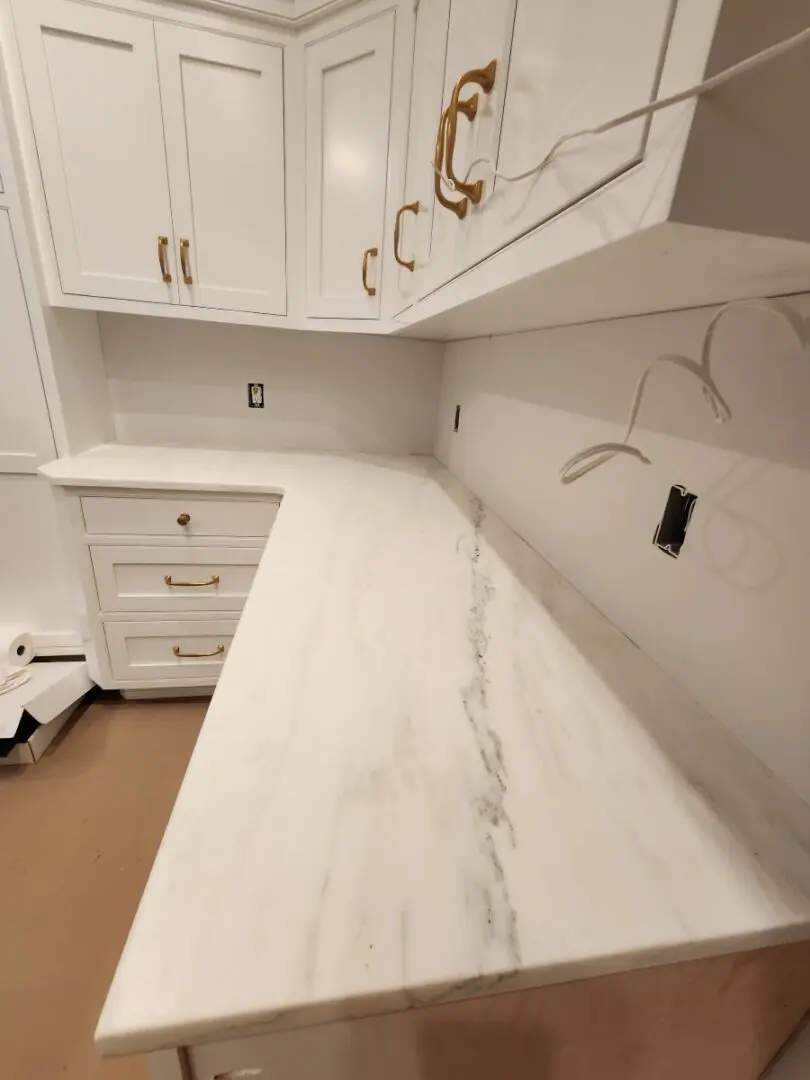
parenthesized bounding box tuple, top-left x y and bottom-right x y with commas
(0, 696, 205, 1080)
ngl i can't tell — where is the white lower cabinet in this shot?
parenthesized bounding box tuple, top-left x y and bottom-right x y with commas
(90, 546, 261, 614)
(57, 489, 278, 689)
(304, 12, 396, 318)
(80, 494, 279, 540)
(105, 619, 238, 682)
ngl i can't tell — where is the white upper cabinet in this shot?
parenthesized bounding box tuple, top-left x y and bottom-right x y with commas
(304, 12, 395, 318)
(155, 25, 287, 316)
(485, 0, 674, 255)
(16, 0, 177, 304)
(389, 0, 450, 316)
(425, 0, 517, 292)
(12, 0, 810, 336)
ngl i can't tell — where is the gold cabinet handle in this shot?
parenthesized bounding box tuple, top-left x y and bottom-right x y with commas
(444, 59, 498, 207)
(434, 105, 472, 219)
(393, 201, 419, 271)
(157, 236, 172, 283)
(179, 238, 193, 285)
(172, 644, 225, 658)
(362, 246, 378, 296)
(164, 574, 220, 588)
(177, 513, 191, 526)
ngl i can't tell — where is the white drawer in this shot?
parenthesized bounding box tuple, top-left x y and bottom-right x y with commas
(81, 494, 279, 539)
(91, 545, 261, 613)
(104, 619, 238, 682)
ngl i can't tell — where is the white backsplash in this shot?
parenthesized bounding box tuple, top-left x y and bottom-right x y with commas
(436, 296, 810, 804)
(100, 314, 443, 454)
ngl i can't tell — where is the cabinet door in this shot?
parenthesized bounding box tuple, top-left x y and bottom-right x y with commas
(391, 0, 451, 316)
(304, 13, 395, 319)
(16, 0, 177, 303)
(479, 0, 675, 259)
(155, 24, 287, 316)
(426, 0, 517, 293)
(0, 211, 56, 472)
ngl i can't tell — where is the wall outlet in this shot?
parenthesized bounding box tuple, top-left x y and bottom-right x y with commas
(653, 485, 697, 558)
(248, 383, 264, 409)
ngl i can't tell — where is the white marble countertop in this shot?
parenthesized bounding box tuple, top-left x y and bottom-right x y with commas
(42, 445, 810, 1056)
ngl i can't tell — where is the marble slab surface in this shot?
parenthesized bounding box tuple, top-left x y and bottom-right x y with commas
(41, 445, 810, 1055)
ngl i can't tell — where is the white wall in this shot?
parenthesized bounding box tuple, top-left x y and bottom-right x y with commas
(101, 315, 443, 454)
(436, 297, 810, 804)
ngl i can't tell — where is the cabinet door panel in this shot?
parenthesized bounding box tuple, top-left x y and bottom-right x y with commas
(0, 211, 55, 471)
(16, 0, 176, 303)
(304, 13, 394, 318)
(482, 0, 675, 256)
(427, 0, 517, 292)
(392, 0, 451, 316)
(156, 24, 287, 316)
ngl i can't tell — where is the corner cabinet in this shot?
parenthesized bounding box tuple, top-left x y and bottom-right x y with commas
(303, 12, 395, 319)
(14, 0, 288, 315)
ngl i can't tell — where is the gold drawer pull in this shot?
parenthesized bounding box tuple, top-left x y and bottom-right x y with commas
(393, 201, 419, 271)
(173, 644, 225, 659)
(164, 574, 220, 588)
(177, 513, 191, 526)
(434, 104, 473, 219)
(180, 238, 193, 285)
(362, 246, 378, 296)
(158, 235, 172, 283)
(444, 60, 498, 208)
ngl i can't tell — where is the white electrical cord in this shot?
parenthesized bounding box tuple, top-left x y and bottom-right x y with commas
(558, 298, 808, 485)
(443, 25, 810, 191)
(0, 667, 31, 697)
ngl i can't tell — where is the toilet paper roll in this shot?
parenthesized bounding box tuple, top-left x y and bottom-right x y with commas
(0, 625, 34, 669)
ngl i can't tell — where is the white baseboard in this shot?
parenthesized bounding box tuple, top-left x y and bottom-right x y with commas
(31, 631, 83, 656)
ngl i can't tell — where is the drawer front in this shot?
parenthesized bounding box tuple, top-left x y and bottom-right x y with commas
(104, 619, 238, 682)
(81, 494, 279, 538)
(91, 546, 261, 613)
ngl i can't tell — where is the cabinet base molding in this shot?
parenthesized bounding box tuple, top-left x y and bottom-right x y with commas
(149, 940, 810, 1080)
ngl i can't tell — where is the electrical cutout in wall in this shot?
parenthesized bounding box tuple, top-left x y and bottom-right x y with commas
(653, 485, 697, 558)
(454, 404, 461, 432)
(248, 383, 264, 408)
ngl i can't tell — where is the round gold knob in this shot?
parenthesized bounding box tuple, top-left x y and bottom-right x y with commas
(177, 512, 191, 526)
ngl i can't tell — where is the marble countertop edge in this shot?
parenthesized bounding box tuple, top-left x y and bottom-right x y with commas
(95, 920, 810, 1058)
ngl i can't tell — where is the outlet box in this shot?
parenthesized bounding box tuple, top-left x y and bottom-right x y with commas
(248, 383, 264, 409)
(653, 485, 697, 558)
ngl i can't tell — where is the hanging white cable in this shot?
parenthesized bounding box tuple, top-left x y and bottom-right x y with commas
(446, 25, 810, 191)
(558, 298, 808, 486)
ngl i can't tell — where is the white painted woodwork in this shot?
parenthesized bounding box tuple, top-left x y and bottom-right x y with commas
(479, 0, 676, 261)
(391, 0, 450, 316)
(425, 0, 516, 294)
(91, 544, 261, 612)
(0, 476, 78, 639)
(104, 617, 238, 681)
(0, 210, 55, 472)
(155, 23, 287, 315)
(304, 12, 395, 318)
(80, 494, 279, 538)
(16, 0, 177, 303)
